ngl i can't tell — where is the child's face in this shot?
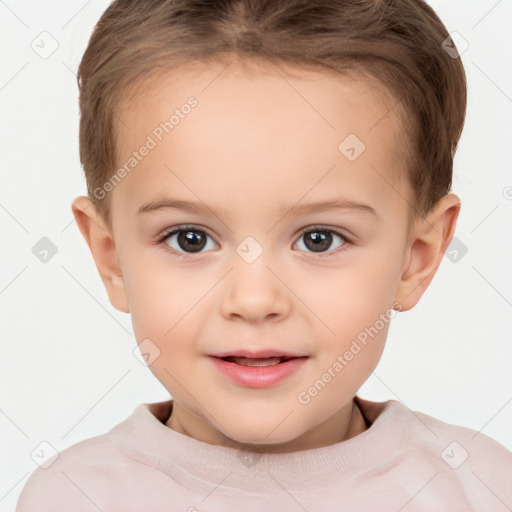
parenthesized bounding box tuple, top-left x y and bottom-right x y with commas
(74, 59, 459, 451)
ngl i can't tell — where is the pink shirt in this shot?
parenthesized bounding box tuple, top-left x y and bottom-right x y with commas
(16, 396, 512, 511)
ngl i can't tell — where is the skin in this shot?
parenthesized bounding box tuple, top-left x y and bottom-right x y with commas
(72, 57, 460, 454)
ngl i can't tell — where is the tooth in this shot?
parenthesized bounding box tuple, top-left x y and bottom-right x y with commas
(231, 356, 283, 366)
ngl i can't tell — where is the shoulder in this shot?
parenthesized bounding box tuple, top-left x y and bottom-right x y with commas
(406, 404, 512, 466)
(16, 430, 133, 512)
(359, 396, 512, 464)
(367, 397, 512, 509)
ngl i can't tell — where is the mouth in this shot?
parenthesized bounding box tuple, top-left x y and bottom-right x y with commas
(219, 355, 300, 367)
(210, 348, 308, 366)
(208, 352, 309, 388)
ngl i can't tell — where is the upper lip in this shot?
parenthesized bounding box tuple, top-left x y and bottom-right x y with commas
(210, 349, 307, 359)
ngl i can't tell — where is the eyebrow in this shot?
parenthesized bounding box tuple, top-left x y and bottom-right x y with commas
(137, 197, 378, 219)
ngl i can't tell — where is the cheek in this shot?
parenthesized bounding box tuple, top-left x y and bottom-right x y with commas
(123, 252, 209, 346)
(301, 265, 397, 404)
(294, 237, 403, 377)
(301, 249, 402, 335)
(125, 260, 212, 386)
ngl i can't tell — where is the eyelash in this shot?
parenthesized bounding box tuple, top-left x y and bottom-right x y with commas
(155, 224, 353, 259)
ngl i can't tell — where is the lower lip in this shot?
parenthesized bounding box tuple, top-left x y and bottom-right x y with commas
(209, 356, 308, 388)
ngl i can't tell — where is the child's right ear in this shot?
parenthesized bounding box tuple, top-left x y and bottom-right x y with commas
(71, 196, 129, 314)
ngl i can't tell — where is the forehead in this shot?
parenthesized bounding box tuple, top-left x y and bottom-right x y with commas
(111, 59, 411, 223)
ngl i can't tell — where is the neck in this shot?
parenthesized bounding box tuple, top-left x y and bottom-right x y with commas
(166, 398, 369, 454)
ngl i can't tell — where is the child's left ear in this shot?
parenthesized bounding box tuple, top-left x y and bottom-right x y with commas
(394, 193, 461, 311)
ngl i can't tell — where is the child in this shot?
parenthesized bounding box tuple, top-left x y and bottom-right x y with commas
(17, 0, 512, 510)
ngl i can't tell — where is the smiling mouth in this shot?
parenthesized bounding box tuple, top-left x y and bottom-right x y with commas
(210, 354, 309, 388)
(219, 356, 297, 367)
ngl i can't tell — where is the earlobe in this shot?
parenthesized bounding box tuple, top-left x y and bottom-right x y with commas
(394, 193, 461, 311)
(71, 196, 130, 314)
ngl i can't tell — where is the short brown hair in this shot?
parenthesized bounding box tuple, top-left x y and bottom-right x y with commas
(77, 0, 467, 230)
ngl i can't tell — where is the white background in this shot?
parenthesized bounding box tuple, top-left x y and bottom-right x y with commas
(1, 1, 511, 510)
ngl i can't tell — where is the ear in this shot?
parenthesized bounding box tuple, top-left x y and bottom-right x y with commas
(71, 196, 130, 313)
(394, 193, 461, 311)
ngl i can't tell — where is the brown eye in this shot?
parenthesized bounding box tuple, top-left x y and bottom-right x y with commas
(294, 228, 348, 254)
(175, 230, 207, 252)
(159, 226, 218, 254)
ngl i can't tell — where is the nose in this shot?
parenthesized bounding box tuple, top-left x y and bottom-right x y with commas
(219, 256, 292, 324)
